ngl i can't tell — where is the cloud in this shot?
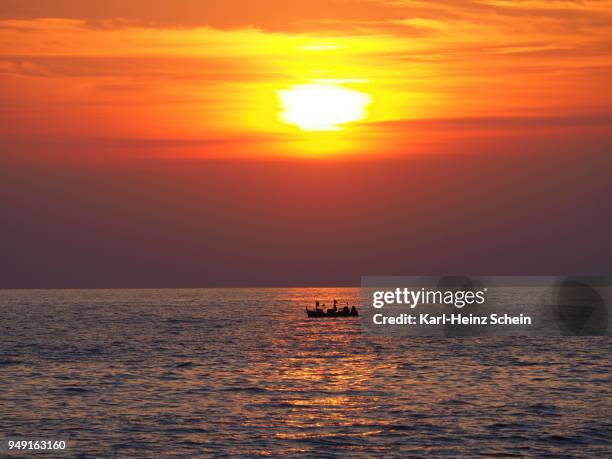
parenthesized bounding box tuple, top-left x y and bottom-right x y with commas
(0, 55, 284, 83)
(1, 0, 610, 34)
(0, 59, 49, 76)
(369, 114, 612, 131)
(0, 2, 610, 160)
(0, 0, 403, 32)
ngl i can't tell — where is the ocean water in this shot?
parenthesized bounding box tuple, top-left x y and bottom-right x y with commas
(0, 288, 610, 457)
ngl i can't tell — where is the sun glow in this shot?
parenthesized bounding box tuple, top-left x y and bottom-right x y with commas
(277, 83, 372, 131)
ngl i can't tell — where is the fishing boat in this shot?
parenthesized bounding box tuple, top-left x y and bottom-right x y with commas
(305, 300, 358, 318)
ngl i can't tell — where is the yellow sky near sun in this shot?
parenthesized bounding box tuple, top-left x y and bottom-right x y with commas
(0, 0, 611, 158)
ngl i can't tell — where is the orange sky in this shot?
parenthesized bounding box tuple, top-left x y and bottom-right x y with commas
(1, 0, 611, 160)
(1, 1, 612, 287)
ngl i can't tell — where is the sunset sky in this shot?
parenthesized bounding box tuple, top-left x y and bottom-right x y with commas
(1, 1, 611, 287)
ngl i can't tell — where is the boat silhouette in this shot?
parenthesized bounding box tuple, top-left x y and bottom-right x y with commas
(305, 300, 358, 318)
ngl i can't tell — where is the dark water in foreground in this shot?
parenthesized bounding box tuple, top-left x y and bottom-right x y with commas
(0, 288, 610, 457)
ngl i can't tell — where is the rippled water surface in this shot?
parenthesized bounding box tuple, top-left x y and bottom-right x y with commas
(0, 289, 610, 457)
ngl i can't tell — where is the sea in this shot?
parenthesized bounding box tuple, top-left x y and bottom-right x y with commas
(0, 288, 610, 457)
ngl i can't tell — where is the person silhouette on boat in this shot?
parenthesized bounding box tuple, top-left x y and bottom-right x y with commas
(307, 300, 358, 318)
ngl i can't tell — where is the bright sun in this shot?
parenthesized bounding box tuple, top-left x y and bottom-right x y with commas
(277, 83, 371, 131)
